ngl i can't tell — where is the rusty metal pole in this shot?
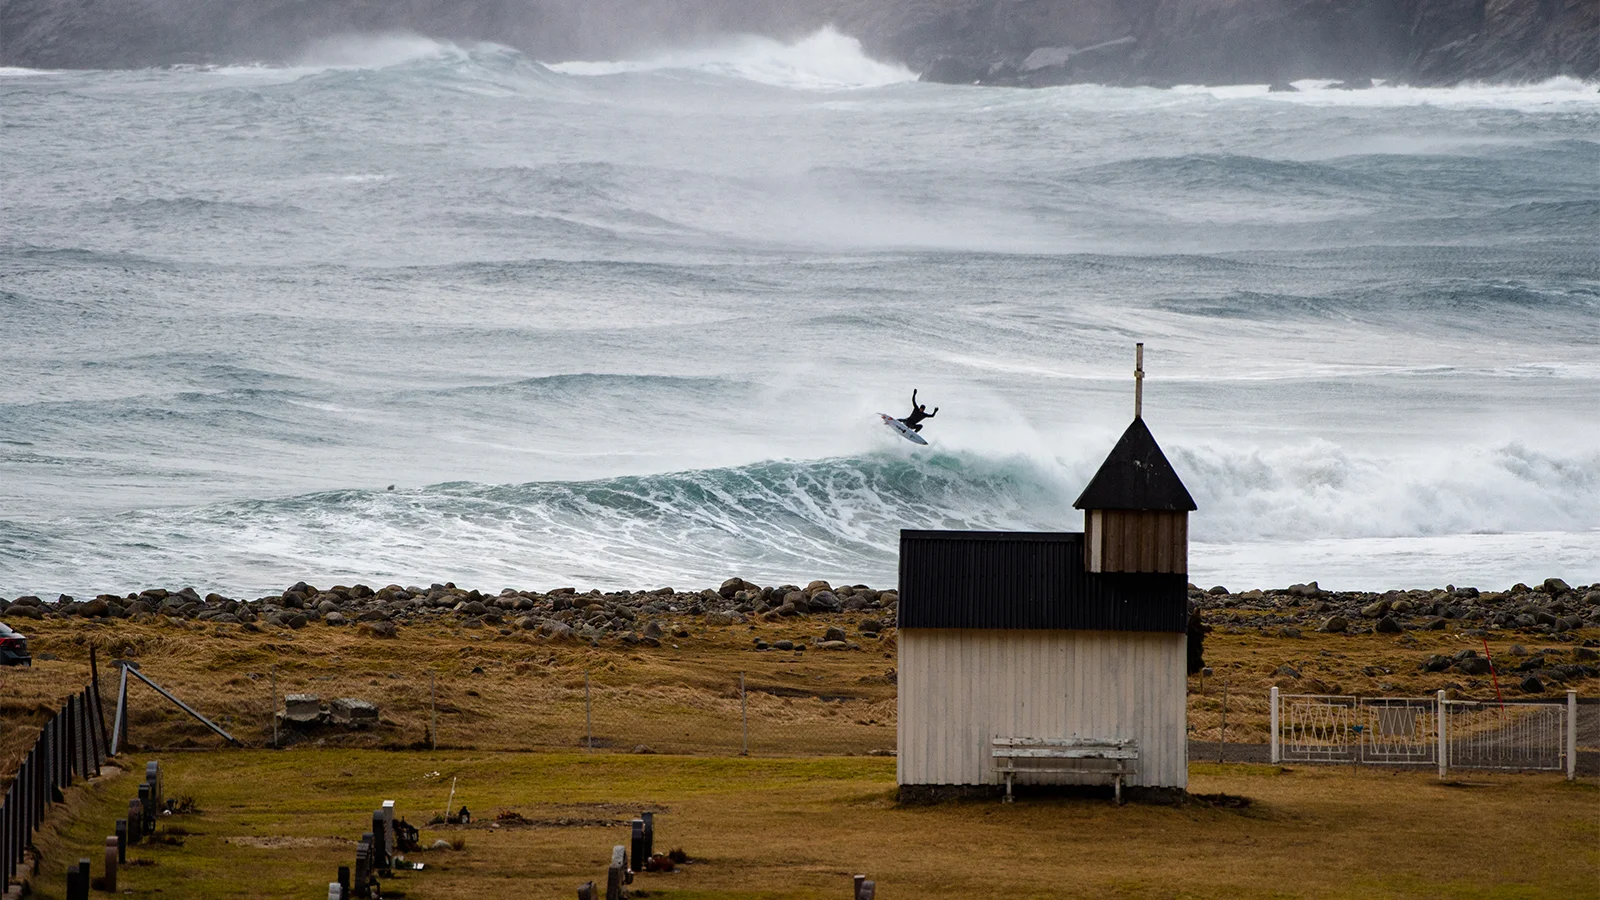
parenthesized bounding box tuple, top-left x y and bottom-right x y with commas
(271, 665, 279, 749)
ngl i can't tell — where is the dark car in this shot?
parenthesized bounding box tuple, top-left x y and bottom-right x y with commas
(0, 622, 31, 666)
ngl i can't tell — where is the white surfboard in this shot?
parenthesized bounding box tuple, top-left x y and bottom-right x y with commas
(879, 413, 928, 445)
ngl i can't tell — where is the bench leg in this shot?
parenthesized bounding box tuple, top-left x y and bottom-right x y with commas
(1003, 772, 1014, 803)
(1114, 774, 1123, 806)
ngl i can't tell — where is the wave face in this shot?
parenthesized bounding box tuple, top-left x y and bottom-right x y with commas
(1, 444, 1596, 597)
(1, 35, 1597, 596)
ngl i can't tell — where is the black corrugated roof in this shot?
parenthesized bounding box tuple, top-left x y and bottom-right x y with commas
(897, 530, 1187, 632)
(1072, 417, 1197, 512)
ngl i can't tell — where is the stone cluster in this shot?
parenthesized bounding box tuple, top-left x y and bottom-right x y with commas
(1189, 577, 1600, 693)
(1188, 577, 1600, 639)
(277, 694, 381, 729)
(0, 577, 899, 648)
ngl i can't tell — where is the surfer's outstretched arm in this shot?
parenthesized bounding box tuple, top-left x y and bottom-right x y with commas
(928, 407, 938, 418)
(911, 388, 918, 407)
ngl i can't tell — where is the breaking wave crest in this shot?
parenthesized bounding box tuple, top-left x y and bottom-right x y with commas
(3, 443, 1596, 597)
(546, 27, 916, 89)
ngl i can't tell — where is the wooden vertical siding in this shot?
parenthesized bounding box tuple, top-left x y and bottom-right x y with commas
(1084, 510, 1187, 574)
(897, 629, 1188, 789)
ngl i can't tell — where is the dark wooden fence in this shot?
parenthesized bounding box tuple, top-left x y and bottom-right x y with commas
(1, 669, 110, 890)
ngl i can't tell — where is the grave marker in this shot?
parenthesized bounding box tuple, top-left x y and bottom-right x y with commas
(630, 819, 646, 874)
(102, 836, 117, 892)
(606, 844, 626, 900)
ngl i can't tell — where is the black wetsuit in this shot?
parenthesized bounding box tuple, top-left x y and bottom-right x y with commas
(900, 390, 938, 432)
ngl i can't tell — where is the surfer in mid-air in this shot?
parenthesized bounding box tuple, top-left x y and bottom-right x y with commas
(899, 389, 938, 433)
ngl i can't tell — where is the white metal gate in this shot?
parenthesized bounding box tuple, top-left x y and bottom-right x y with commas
(1277, 693, 1360, 763)
(1444, 700, 1567, 771)
(1270, 688, 1576, 779)
(1361, 697, 1439, 765)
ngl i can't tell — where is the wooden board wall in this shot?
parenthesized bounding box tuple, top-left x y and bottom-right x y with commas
(1085, 510, 1187, 574)
(896, 629, 1188, 788)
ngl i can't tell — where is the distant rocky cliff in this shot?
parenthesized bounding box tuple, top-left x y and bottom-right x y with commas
(2, 0, 1595, 85)
(908, 0, 1600, 87)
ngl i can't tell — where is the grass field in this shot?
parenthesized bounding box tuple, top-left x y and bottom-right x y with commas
(5, 615, 1597, 897)
(24, 750, 1600, 899)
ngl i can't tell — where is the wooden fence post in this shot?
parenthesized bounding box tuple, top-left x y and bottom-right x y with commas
(50, 714, 65, 802)
(430, 671, 437, 752)
(641, 811, 654, 859)
(2, 779, 12, 888)
(1437, 689, 1449, 780)
(1218, 677, 1228, 763)
(1269, 686, 1280, 764)
(1566, 689, 1577, 782)
(90, 647, 111, 758)
(84, 687, 103, 775)
(78, 693, 91, 779)
(740, 672, 749, 756)
(22, 751, 35, 835)
(854, 874, 865, 897)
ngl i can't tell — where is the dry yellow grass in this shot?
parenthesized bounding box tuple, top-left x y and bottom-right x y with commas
(6, 615, 1594, 757)
(21, 750, 1599, 899)
(0, 655, 94, 793)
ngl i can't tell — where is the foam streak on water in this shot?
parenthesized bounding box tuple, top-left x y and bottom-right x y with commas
(1, 33, 1597, 597)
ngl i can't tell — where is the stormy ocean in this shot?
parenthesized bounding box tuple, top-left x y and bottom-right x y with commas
(2, 30, 1597, 598)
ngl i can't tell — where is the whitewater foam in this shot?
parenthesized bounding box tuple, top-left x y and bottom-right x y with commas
(547, 27, 916, 89)
(1169, 76, 1600, 110)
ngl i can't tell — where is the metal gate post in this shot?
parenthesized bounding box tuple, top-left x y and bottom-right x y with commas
(1567, 690, 1577, 782)
(1269, 687, 1280, 764)
(1436, 690, 1448, 780)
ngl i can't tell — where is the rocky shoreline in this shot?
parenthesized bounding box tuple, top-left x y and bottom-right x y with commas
(4, 575, 1595, 644)
(0, 577, 898, 650)
(4, 576, 1597, 696)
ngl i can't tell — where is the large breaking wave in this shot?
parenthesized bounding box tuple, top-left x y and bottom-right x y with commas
(3, 442, 1596, 597)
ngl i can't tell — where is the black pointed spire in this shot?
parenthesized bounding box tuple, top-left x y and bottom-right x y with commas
(1073, 417, 1196, 511)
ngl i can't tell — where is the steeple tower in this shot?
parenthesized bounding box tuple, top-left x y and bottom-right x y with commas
(1073, 344, 1196, 574)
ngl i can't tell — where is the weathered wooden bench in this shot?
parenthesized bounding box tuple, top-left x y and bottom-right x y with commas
(991, 737, 1140, 804)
